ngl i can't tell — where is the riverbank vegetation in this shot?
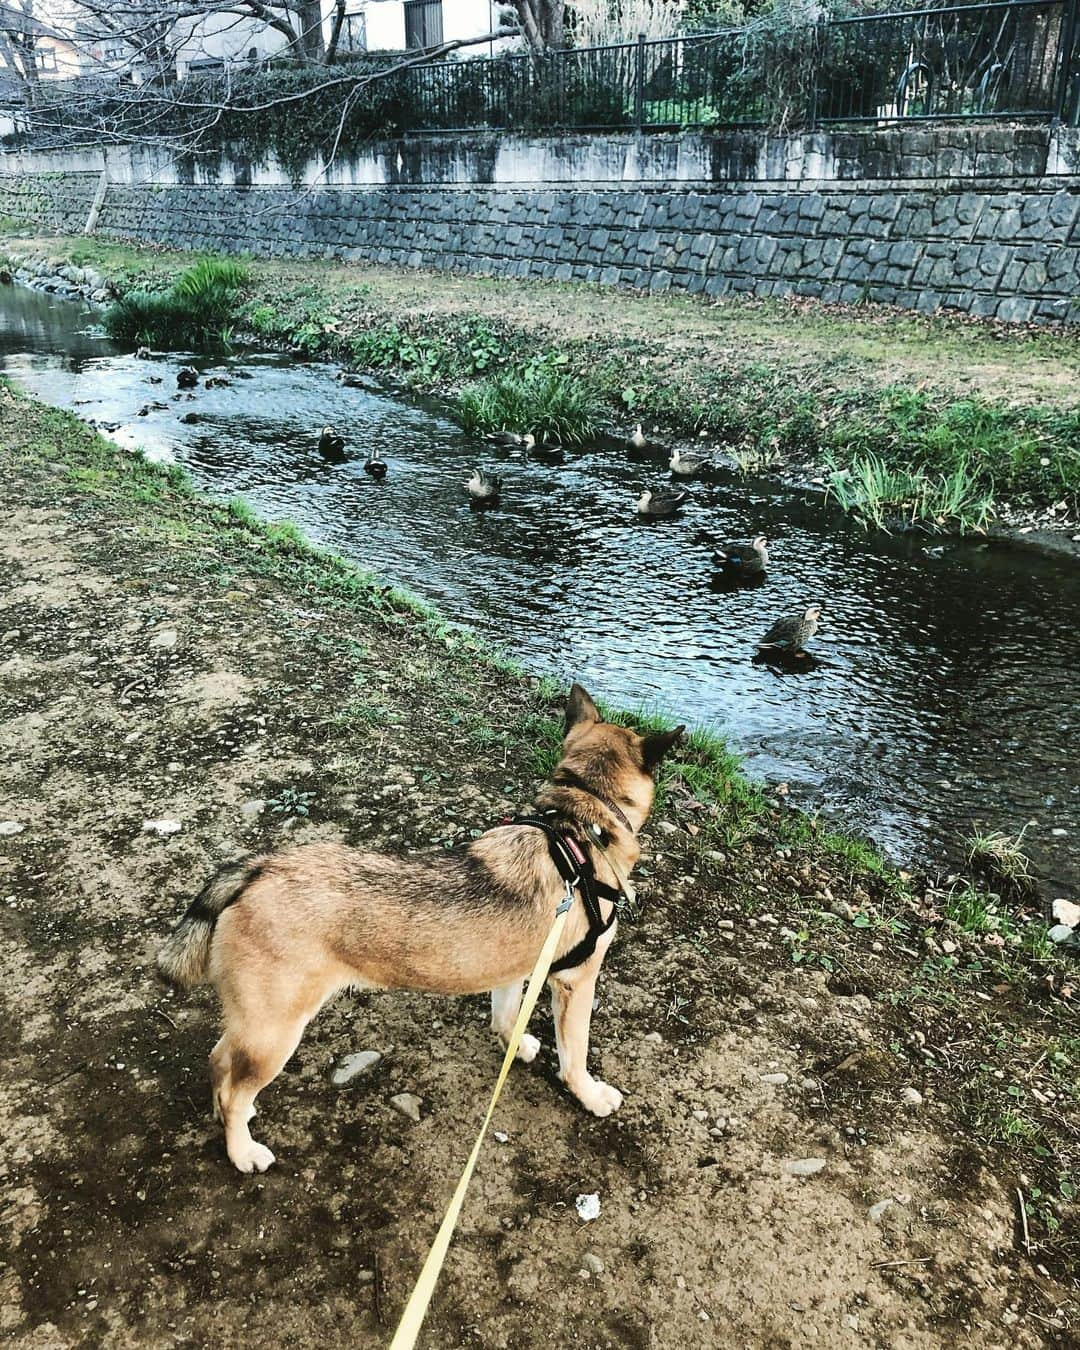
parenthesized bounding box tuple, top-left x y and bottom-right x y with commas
(102, 257, 249, 349)
(1, 379, 1076, 1300)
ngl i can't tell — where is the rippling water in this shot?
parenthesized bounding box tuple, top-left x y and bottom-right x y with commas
(2, 281, 1077, 896)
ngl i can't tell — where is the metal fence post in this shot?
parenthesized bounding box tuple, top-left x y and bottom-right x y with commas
(807, 14, 826, 131)
(634, 31, 646, 131)
(1054, 0, 1080, 124)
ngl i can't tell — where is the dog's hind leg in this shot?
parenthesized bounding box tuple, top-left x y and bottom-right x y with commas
(210, 1014, 308, 1173)
(550, 959, 622, 1118)
(490, 981, 540, 1063)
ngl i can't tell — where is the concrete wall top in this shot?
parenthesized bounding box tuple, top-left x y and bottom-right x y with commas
(5, 123, 1078, 190)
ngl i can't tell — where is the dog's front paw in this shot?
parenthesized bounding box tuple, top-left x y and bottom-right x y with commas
(229, 1139, 276, 1174)
(571, 1077, 623, 1118)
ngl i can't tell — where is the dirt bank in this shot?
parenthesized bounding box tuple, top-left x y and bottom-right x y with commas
(0, 385, 1076, 1347)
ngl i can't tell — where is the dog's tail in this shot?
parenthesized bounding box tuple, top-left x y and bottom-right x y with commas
(156, 857, 265, 989)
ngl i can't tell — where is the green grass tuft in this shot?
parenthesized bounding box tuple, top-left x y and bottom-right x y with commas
(102, 257, 248, 350)
(455, 370, 604, 445)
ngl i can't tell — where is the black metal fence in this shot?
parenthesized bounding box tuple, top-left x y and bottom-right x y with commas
(400, 0, 1079, 133)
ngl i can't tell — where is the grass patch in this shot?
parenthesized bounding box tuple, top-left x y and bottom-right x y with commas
(102, 256, 248, 349)
(823, 452, 993, 533)
(455, 369, 605, 445)
(966, 827, 1037, 898)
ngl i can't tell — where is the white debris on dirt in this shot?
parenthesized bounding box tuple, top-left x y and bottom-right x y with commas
(142, 818, 182, 835)
(784, 1158, 827, 1178)
(0, 820, 25, 836)
(575, 1193, 601, 1221)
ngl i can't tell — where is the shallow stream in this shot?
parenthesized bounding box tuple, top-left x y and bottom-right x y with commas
(2, 281, 1077, 898)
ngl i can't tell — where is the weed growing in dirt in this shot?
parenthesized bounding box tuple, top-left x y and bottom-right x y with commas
(966, 827, 1037, 898)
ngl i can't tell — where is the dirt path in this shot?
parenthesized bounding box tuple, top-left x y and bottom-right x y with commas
(1, 397, 1076, 1346)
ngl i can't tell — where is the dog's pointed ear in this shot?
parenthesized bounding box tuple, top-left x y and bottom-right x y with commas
(564, 682, 601, 734)
(641, 725, 685, 771)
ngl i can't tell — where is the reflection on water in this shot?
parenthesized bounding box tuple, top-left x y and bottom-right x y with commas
(2, 282, 1078, 897)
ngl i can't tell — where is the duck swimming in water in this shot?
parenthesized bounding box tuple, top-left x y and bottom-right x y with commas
(176, 366, 198, 389)
(318, 426, 346, 458)
(485, 430, 533, 449)
(530, 438, 565, 465)
(669, 448, 712, 477)
(364, 449, 387, 480)
(637, 487, 689, 518)
(756, 605, 821, 657)
(713, 535, 769, 577)
(466, 469, 501, 507)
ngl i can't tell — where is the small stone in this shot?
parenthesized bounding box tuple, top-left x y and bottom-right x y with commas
(575, 1193, 601, 1222)
(900, 1087, 923, 1108)
(1052, 899, 1080, 929)
(143, 819, 182, 836)
(331, 1051, 382, 1086)
(581, 1252, 604, 1275)
(643, 1031, 663, 1043)
(149, 628, 178, 649)
(1048, 925, 1076, 945)
(717, 919, 734, 931)
(1050, 828, 1068, 838)
(940, 938, 958, 954)
(784, 1157, 826, 1177)
(868, 1199, 894, 1224)
(357, 1269, 375, 1285)
(239, 799, 267, 819)
(828, 897, 855, 921)
(691, 1108, 709, 1122)
(760, 1072, 790, 1085)
(842, 1313, 859, 1331)
(389, 1093, 422, 1122)
(493, 1131, 508, 1144)
(0, 820, 25, 836)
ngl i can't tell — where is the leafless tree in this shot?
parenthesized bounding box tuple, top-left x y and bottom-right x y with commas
(513, 0, 566, 50)
(0, 0, 42, 103)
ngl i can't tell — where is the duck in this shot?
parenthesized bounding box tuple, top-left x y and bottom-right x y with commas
(135, 345, 152, 360)
(318, 426, 346, 458)
(756, 606, 822, 657)
(176, 366, 198, 389)
(204, 375, 231, 389)
(637, 487, 689, 518)
(713, 535, 769, 577)
(669, 448, 712, 477)
(466, 469, 501, 507)
(530, 438, 565, 465)
(364, 449, 388, 480)
(485, 430, 533, 449)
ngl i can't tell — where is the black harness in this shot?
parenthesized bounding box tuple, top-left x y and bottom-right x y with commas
(510, 813, 623, 974)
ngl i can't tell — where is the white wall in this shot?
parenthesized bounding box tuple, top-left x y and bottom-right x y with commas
(359, 0, 406, 51)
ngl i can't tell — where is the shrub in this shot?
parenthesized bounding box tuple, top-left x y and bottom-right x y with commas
(455, 370, 605, 444)
(102, 257, 248, 349)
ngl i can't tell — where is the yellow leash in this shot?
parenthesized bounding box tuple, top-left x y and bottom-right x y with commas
(388, 893, 573, 1350)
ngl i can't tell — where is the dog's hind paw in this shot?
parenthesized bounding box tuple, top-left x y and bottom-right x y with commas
(516, 1033, 541, 1063)
(229, 1140, 276, 1174)
(575, 1078, 623, 1118)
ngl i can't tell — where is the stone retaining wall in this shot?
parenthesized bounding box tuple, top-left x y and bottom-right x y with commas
(2, 124, 1078, 324)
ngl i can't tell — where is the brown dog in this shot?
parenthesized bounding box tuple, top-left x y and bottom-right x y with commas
(157, 683, 683, 1172)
